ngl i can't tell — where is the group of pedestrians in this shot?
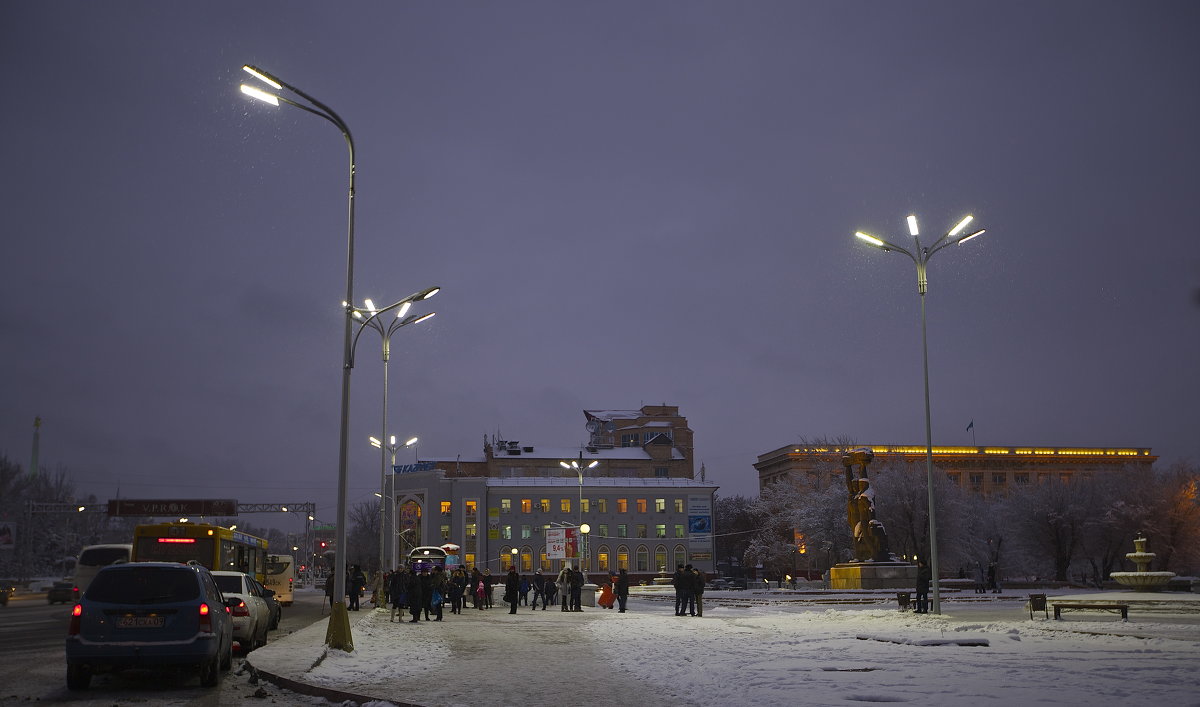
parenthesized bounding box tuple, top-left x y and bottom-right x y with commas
(671, 563, 706, 616)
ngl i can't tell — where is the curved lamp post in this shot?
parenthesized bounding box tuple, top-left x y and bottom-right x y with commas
(854, 213, 985, 615)
(239, 64, 439, 650)
(370, 433, 419, 572)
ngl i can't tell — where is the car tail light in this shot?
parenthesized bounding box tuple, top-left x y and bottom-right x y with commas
(231, 600, 250, 617)
(199, 603, 213, 633)
(68, 604, 82, 635)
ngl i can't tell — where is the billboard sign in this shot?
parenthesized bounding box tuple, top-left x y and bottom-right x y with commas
(107, 499, 238, 517)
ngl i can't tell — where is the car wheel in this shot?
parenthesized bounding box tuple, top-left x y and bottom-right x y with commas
(199, 652, 221, 687)
(257, 618, 269, 648)
(220, 634, 233, 671)
(66, 663, 91, 691)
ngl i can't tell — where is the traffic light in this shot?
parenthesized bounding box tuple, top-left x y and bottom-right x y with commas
(319, 541, 328, 549)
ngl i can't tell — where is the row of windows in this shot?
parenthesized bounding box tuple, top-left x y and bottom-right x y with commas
(496, 497, 684, 514)
(444, 523, 687, 541)
(491, 544, 689, 573)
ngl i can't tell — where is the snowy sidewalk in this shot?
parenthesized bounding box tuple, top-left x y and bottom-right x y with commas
(248, 592, 1200, 707)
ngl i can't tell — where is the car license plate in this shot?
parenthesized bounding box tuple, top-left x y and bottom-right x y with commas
(116, 615, 165, 628)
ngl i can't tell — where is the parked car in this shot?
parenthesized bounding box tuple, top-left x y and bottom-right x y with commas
(253, 577, 282, 630)
(65, 561, 236, 690)
(210, 571, 270, 651)
(0, 579, 15, 606)
(47, 581, 79, 604)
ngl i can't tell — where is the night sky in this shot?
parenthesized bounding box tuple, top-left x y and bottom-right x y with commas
(2, 2, 1197, 535)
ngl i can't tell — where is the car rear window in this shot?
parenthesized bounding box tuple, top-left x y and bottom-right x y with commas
(213, 575, 244, 594)
(86, 567, 200, 603)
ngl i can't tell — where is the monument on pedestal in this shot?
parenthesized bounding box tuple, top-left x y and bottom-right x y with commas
(828, 448, 917, 590)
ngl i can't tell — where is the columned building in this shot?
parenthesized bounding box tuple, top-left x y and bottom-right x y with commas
(755, 443, 1157, 494)
(386, 405, 717, 578)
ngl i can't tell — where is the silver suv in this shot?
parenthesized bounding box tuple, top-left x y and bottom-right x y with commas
(65, 561, 237, 690)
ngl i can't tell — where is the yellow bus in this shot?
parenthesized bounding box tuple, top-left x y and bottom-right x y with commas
(263, 554, 295, 606)
(131, 522, 267, 583)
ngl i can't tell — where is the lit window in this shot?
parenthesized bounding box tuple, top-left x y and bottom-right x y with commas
(440, 501, 451, 515)
(466, 523, 477, 539)
(465, 500, 477, 517)
(540, 499, 550, 512)
(521, 499, 532, 513)
(598, 552, 609, 571)
(655, 498, 666, 513)
(598, 524, 608, 537)
(655, 524, 666, 538)
(636, 524, 647, 538)
(636, 499, 647, 513)
(581, 499, 590, 513)
(673, 499, 684, 513)
(465, 553, 475, 569)
(440, 524, 450, 540)
(618, 524, 628, 538)
(617, 499, 628, 513)
(561, 498, 571, 513)
(674, 524, 685, 538)
(597, 499, 608, 513)
(502, 525, 512, 540)
(501, 499, 511, 512)
(521, 525, 531, 539)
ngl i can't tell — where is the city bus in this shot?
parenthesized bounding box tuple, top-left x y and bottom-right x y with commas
(264, 554, 295, 606)
(131, 522, 267, 583)
(72, 543, 132, 596)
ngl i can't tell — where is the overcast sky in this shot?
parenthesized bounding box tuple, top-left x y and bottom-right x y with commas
(2, 1, 1197, 534)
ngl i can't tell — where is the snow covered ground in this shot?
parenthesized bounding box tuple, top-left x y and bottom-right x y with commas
(249, 586, 1200, 707)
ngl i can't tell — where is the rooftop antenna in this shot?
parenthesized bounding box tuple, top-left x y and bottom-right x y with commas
(29, 416, 41, 478)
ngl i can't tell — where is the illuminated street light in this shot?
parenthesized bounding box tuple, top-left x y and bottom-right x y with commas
(559, 453, 599, 568)
(853, 212, 987, 615)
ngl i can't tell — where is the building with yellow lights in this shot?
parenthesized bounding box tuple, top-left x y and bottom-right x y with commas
(754, 444, 1157, 494)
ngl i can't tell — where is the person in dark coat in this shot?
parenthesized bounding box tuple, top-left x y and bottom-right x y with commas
(406, 568, 426, 623)
(671, 564, 689, 616)
(569, 568, 585, 611)
(389, 568, 409, 622)
(504, 566, 521, 614)
(347, 565, 366, 611)
(449, 568, 467, 614)
(691, 566, 706, 617)
(915, 559, 932, 613)
(615, 568, 630, 613)
(531, 570, 547, 610)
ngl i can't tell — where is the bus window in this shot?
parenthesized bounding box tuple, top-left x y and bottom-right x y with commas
(264, 555, 295, 606)
(74, 544, 132, 596)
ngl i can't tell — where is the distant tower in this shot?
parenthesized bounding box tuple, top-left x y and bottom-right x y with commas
(29, 416, 41, 477)
(699, 463, 706, 482)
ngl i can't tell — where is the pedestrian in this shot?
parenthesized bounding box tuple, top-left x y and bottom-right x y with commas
(419, 566, 434, 621)
(544, 571, 558, 608)
(323, 574, 336, 612)
(915, 559, 932, 613)
(472, 568, 486, 610)
(598, 580, 614, 609)
(671, 564, 689, 616)
(519, 574, 530, 606)
(505, 566, 521, 614)
(430, 566, 448, 621)
(988, 562, 1001, 593)
(449, 567, 467, 614)
(483, 568, 494, 609)
(406, 567, 426, 623)
(615, 568, 630, 613)
(389, 568, 408, 622)
(691, 565, 706, 617)
(530, 570, 546, 610)
(570, 567, 585, 611)
(974, 562, 987, 594)
(556, 566, 571, 612)
(348, 565, 366, 611)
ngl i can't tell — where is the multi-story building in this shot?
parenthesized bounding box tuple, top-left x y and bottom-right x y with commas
(385, 405, 717, 578)
(755, 443, 1157, 494)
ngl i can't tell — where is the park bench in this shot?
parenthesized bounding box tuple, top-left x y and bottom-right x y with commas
(1052, 602, 1129, 621)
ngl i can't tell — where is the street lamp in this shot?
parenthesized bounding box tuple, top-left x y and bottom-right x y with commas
(370, 434, 418, 571)
(510, 547, 519, 572)
(559, 454, 598, 569)
(853, 213, 986, 615)
(580, 523, 590, 574)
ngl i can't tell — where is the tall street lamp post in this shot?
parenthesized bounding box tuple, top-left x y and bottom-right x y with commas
(853, 214, 986, 615)
(358, 295, 434, 575)
(370, 434, 418, 572)
(559, 454, 598, 569)
(239, 65, 440, 649)
(239, 65, 358, 649)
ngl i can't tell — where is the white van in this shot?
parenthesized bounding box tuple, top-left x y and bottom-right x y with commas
(73, 544, 132, 596)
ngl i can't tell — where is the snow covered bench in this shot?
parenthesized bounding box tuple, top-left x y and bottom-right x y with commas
(1052, 602, 1129, 621)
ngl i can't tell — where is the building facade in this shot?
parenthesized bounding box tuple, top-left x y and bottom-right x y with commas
(755, 443, 1157, 494)
(385, 405, 716, 578)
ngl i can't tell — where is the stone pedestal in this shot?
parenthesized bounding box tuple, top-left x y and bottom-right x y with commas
(829, 562, 917, 590)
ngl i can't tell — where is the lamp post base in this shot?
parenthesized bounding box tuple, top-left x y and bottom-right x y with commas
(324, 603, 354, 652)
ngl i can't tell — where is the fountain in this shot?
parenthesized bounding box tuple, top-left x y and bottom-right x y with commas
(1110, 535, 1175, 592)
